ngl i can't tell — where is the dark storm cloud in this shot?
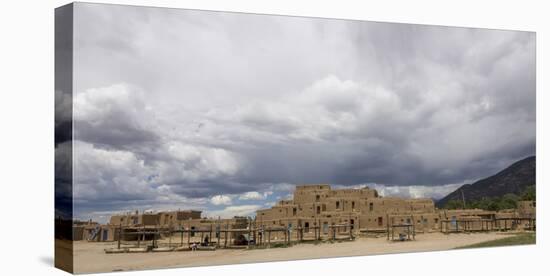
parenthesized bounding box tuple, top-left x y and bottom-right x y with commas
(71, 3, 535, 220)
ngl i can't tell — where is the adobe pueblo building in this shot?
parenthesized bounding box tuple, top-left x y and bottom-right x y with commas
(77, 210, 250, 245)
(74, 184, 535, 250)
(255, 184, 536, 241)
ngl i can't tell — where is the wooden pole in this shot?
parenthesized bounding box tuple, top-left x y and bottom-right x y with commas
(152, 228, 156, 248)
(217, 224, 221, 247)
(187, 228, 191, 248)
(268, 229, 271, 247)
(224, 224, 228, 248)
(284, 227, 288, 243)
(411, 215, 415, 239)
(317, 220, 321, 240)
(168, 226, 172, 248)
(137, 229, 141, 248)
(210, 224, 213, 246)
(180, 228, 183, 246)
(117, 224, 122, 249)
(386, 214, 390, 240)
(247, 218, 251, 249)
(229, 224, 232, 246)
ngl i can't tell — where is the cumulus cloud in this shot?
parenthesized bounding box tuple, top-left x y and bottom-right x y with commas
(238, 191, 272, 200)
(74, 83, 159, 148)
(369, 183, 467, 200)
(70, 3, 535, 221)
(210, 195, 233, 206)
(206, 205, 261, 218)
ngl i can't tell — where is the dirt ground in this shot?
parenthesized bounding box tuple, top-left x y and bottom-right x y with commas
(73, 232, 516, 274)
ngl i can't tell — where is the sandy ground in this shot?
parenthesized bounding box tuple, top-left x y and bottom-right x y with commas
(73, 232, 514, 274)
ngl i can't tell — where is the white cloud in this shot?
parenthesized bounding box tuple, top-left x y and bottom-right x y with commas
(369, 183, 466, 200)
(73, 140, 153, 201)
(205, 205, 260, 218)
(239, 191, 265, 200)
(74, 83, 138, 121)
(210, 195, 233, 205)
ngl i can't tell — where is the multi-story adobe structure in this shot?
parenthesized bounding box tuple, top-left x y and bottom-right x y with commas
(255, 184, 437, 237)
(77, 184, 535, 243)
(255, 184, 536, 239)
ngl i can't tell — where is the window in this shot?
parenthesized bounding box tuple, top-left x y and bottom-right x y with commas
(336, 201, 340, 209)
(316, 195, 320, 202)
(352, 201, 355, 210)
(369, 203, 374, 212)
(293, 208, 297, 216)
(304, 222, 310, 232)
(322, 204, 326, 211)
(316, 206, 321, 214)
(378, 217, 383, 226)
(435, 218, 439, 224)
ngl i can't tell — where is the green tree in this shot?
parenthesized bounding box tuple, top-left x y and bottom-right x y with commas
(444, 199, 464, 210)
(521, 185, 536, 201)
(499, 193, 519, 210)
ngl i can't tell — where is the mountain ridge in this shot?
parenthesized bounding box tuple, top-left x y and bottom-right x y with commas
(436, 156, 535, 208)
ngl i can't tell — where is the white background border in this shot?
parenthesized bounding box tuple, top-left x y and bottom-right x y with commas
(0, 0, 546, 275)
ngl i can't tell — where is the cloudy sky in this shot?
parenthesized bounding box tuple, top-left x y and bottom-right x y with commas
(69, 3, 535, 222)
